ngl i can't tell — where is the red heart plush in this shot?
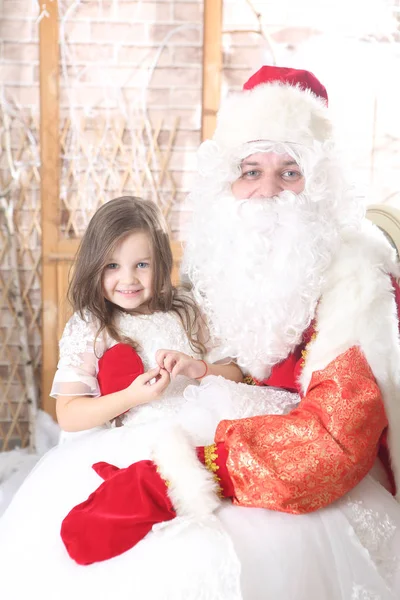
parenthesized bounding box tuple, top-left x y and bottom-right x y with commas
(97, 343, 145, 396)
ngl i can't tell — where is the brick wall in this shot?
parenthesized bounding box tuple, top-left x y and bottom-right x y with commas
(0, 1, 39, 106)
(0, 0, 205, 236)
(54, 0, 204, 238)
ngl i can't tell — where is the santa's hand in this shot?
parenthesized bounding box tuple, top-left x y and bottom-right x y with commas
(155, 349, 208, 380)
(60, 427, 229, 565)
(61, 459, 176, 565)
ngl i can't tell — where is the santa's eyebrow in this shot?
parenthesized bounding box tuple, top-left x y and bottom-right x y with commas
(240, 159, 300, 169)
(281, 160, 299, 167)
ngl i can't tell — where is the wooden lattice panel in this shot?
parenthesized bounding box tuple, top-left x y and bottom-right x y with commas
(0, 116, 41, 450)
(59, 114, 179, 238)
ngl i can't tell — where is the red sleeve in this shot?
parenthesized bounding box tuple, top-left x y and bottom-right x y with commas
(215, 346, 388, 513)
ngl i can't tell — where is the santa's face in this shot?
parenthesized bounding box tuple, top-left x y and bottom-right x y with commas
(184, 141, 360, 378)
(231, 152, 305, 200)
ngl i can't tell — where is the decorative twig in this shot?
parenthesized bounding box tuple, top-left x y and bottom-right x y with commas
(0, 102, 39, 453)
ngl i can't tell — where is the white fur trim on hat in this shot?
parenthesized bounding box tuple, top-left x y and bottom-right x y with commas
(213, 82, 332, 150)
(152, 426, 220, 518)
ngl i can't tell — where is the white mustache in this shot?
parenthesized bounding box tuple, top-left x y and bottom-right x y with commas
(235, 191, 303, 232)
(237, 190, 305, 208)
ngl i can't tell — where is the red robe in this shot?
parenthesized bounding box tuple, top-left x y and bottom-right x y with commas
(215, 341, 389, 513)
(212, 275, 400, 513)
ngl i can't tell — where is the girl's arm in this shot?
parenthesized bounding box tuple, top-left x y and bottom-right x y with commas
(155, 350, 243, 383)
(199, 360, 243, 382)
(56, 367, 170, 432)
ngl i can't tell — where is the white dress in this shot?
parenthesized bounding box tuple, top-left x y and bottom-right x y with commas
(1, 310, 400, 600)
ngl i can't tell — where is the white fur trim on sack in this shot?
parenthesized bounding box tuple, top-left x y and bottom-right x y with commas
(213, 82, 332, 150)
(152, 426, 220, 518)
(299, 219, 400, 500)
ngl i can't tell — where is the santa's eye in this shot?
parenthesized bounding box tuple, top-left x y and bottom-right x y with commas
(242, 169, 261, 178)
(282, 170, 303, 181)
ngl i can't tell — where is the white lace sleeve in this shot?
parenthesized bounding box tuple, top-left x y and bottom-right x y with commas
(50, 311, 105, 398)
(195, 308, 233, 366)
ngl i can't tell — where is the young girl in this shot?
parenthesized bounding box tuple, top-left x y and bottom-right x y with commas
(0, 196, 300, 599)
(54, 196, 242, 434)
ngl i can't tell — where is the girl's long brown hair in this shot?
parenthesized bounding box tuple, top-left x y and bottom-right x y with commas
(68, 196, 205, 354)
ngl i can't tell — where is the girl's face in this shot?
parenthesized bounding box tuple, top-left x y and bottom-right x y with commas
(231, 151, 305, 199)
(102, 231, 153, 313)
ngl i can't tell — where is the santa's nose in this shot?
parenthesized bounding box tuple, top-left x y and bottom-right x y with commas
(256, 175, 282, 198)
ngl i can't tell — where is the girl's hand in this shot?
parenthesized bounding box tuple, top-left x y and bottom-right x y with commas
(155, 349, 207, 380)
(126, 366, 170, 406)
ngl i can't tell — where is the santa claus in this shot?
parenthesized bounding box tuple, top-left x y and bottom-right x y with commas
(182, 65, 400, 510)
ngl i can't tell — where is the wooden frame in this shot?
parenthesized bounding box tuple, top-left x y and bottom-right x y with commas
(39, 0, 61, 418)
(201, 0, 223, 141)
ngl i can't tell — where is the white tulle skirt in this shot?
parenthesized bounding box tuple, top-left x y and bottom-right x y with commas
(0, 376, 400, 600)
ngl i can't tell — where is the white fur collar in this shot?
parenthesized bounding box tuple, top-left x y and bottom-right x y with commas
(300, 219, 400, 499)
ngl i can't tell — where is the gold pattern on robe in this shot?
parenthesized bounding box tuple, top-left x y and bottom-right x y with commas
(215, 346, 387, 513)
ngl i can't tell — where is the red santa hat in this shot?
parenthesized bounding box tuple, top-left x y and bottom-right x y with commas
(213, 65, 332, 150)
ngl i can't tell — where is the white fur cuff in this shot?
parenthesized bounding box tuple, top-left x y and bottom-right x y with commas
(152, 426, 220, 518)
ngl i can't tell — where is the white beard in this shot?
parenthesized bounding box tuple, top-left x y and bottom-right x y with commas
(184, 190, 339, 379)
